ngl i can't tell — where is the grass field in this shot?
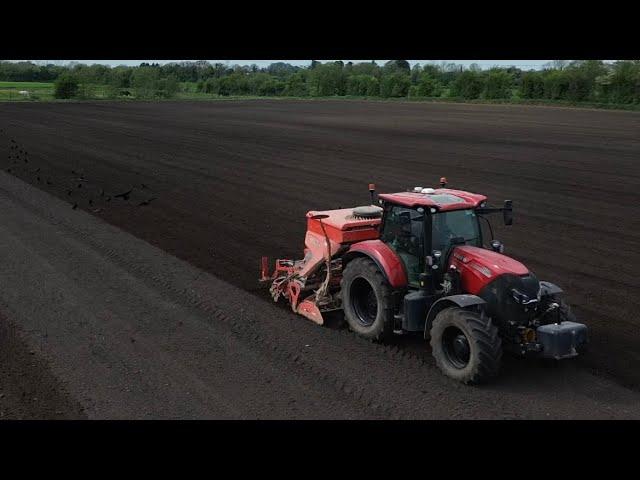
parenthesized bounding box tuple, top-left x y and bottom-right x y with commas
(0, 81, 54, 101)
(0, 81, 54, 88)
(1, 81, 639, 111)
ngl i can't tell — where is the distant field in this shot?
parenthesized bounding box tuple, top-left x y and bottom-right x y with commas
(0, 81, 54, 101)
(0, 81, 53, 88)
(1, 81, 639, 111)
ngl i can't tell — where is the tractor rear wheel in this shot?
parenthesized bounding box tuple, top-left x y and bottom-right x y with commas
(430, 307, 502, 384)
(341, 257, 395, 342)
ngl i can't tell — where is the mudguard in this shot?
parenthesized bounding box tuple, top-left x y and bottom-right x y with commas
(424, 294, 486, 338)
(539, 281, 563, 297)
(343, 240, 408, 289)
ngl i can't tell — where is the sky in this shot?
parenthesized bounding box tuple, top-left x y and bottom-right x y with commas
(22, 60, 557, 70)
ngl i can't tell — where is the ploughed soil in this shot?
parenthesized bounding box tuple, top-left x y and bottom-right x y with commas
(0, 100, 639, 418)
(0, 312, 86, 419)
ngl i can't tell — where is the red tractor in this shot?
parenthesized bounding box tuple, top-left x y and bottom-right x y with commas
(260, 179, 587, 384)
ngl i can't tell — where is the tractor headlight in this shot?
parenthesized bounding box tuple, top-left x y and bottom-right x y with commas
(512, 289, 538, 306)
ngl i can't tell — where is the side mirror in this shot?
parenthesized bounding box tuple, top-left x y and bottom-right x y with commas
(503, 200, 513, 226)
(490, 239, 505, 253)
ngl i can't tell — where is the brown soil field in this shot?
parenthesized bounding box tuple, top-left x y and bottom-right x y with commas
(0, 100, 639, 417)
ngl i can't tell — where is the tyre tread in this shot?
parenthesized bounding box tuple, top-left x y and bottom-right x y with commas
(430, 307, 502, 384)
(341, 257, 395, 342)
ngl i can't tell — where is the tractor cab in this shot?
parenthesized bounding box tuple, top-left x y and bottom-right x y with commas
(375, 181, 509, 290)
(379, 200, 484, 287)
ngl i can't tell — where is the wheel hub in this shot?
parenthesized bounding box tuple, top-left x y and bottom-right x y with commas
(452, 335, 470, 361)
(442, 327, 471, 369)
(351, 277, 378, 327)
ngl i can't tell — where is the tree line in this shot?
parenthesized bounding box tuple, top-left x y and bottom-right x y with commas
(1, 60, 638, 105)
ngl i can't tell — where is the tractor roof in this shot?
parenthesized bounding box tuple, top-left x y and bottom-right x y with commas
(378, 188, 487, 211)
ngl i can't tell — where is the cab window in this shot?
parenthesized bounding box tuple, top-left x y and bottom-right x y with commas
(381, 205, 425, 286)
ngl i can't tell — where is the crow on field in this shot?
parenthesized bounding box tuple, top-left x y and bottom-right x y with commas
(72, 203, 78, 210)
(114, 188, 133, 201)
(89, 199, 93, 206)
(138, 197, 157, 206)
(77, 183, 82, 188)
(46, 179, 52, 185)
(37, 176, 41, 182)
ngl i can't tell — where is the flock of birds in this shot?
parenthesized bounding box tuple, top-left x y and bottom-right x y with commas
(3, 130, 158, 213)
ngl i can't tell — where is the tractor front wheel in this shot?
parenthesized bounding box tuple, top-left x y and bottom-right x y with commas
(341, 257, 395, 342)
(430, 307, 502, 384)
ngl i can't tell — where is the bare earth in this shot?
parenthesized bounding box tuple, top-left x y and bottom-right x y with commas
(0, 100, 639, 418)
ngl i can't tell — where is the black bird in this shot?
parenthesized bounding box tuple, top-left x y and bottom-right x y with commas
(89, 199, 93, 206)
(67, 190, 73, 196)
(77, 183, 82, 188)
(72, 203, 78, 210)
(24, 158, 28, 163)
(37, 176, 41, 182)
(46, 179, 52, 185)
(114, 188, 133, 201)
(7, 168, 11, 173)
(138, 197, 157, 206)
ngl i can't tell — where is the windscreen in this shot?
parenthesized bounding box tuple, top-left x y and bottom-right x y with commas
(431, 209, 481, 254)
